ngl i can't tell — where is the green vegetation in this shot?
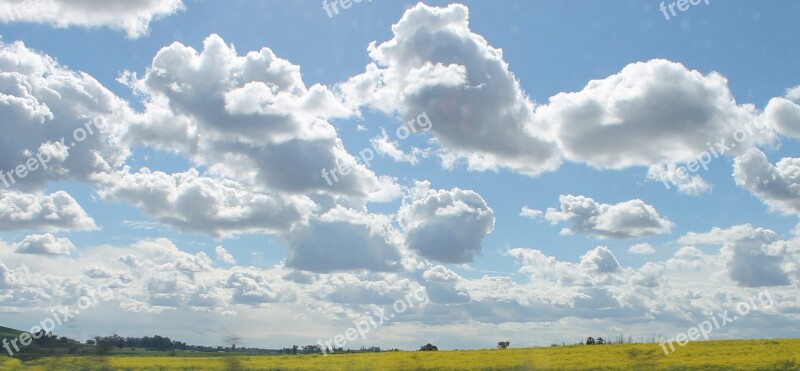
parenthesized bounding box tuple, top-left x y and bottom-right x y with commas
(0, 338, 797, 370)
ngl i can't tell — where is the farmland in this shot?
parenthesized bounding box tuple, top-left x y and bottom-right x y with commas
(1, 338, 797, 370)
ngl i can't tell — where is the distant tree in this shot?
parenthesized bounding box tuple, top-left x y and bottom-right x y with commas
(419, 343, 438, 351)
(291, 345, 299, 355)
(586, 337, 595, 345)
(497, 341, 510, 349)
(596, 337, 605, 345)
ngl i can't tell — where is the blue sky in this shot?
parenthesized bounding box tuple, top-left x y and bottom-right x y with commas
(0, 0, 799, 350)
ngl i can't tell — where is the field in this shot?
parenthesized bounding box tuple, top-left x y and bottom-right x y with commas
(0, 339, 797, 370)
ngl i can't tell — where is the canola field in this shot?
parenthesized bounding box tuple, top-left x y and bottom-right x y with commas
(1, 338, 798, 370)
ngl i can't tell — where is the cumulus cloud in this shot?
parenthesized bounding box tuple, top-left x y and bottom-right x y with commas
(95, 168, 315, 238)
(733, 148, 800, 215)
(679, 224, 790, 287)
(215, 246, 236, 266)
(370, 128, 429, 165)
(0, 191, 96, 232)
(340, 3, 561, 176)
(544, 195, 674, 239)
(0, 40, 130, 190)
(764, 85, 800, 138)
(124, 34, 392, 200)
(284, 206, 402, 273)
(629, 243, 655, 254)
(14, 233, 75, 256)
(647, 163, 712, 196)
(519, 206, 543, 219)
(399, 181, 494, 263)
(537, 59, 775, 169)
(0, 0, 184, 38)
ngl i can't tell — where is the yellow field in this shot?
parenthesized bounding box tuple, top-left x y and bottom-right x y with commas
(1, 339, 798, 370)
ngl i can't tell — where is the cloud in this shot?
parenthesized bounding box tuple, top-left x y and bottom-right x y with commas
(370, 128, 429, 165)
(0, 191, 96, 232)
(0, 40, 131, 190)
(519, 206, 543, 219)
(679, 224, 790, 287)
(399, 181, 495, 263)
(14, 233, 75, 256)
(764, 86, 800, 138)
(647, 163, 712, 196)
(95, 168, 315, 238)
(215, 246, 236, 266)
(629, 243, 655, 254)
(544, 195, 674, 239)
(0, 0, 184, 38)
(283, 206, 402, 273)
(733, 148, 800, 215)
(537, 59, 775, 169)
(579, 246, 622, 274)
(340, 3, 562, 176)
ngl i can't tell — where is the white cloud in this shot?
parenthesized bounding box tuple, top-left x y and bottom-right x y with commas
(733, 148, 800, 215)
(125, 34, 391, 199)
(647, 163, 712, 196)
(0, 191, 96, 232)
(0, 0, 184, 38)
(215, 246, 236, 266)
(370, 128, 429, 165)
(629, 243, 655, 254)
(340, 3, 562, 177)
(95, 168, 315, 238)
(519, 206, 543, 219)
(545, 195, 674, 239)
(399, 181, 495, 263)
(0, 40, 131, 190)
(14, 233, 75, 256)
(537, 59, 775, 169)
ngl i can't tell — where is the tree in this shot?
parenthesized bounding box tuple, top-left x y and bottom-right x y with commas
(497, 341, 510, 349)
(596, 337, 605, 345)
(586, 337, 595, 345)
(419, 343, 438, 351)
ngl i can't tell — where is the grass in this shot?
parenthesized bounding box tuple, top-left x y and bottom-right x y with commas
(2, 338, 798, 370)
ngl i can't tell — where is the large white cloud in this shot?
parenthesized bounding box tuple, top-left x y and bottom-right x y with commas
(544, 195, 674, 239)
(125, 34, 391, 199)
(0, 40, 130, 190)
(0, 0, 184, 38)
(95, 168, 315, 238)
(340, 3, 562, 176)
(733, 148, 800, 215)
(764, 86, 800, 138)
(14, 233, 75, 256)
(0, 191, 96, 232)
(536, 59, 775, 169)
(399, 181, 494, 264)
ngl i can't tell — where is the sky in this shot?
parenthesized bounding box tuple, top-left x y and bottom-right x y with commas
(0, 0, 799, 351)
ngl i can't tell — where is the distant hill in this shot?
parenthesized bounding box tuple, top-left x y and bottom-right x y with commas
(0, 326, 23, 340)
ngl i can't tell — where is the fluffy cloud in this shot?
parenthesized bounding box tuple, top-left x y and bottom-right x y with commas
(399, 182, 494, 263)
(124, 34, 391, 199)
(215, 246, 236, 266)
(679, 224, 791, 287)
(95, 168, 315, 238)
(340, 3, 561, 176)
(519, 206, 543, 219)
(733, 148, 800, 215)
(283, 206, 402, 273)
(763, 86, 800, 138)
(544, 195, 673, 239)
(0, 0, 184, 38)
(628, 243, 655, 254)
(537, 59, 775, 169)
(0, 191, 96, 232)
(0, 40, 130, 190)
(646, 163, 712, 196)
(14, 233, 75, 256)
